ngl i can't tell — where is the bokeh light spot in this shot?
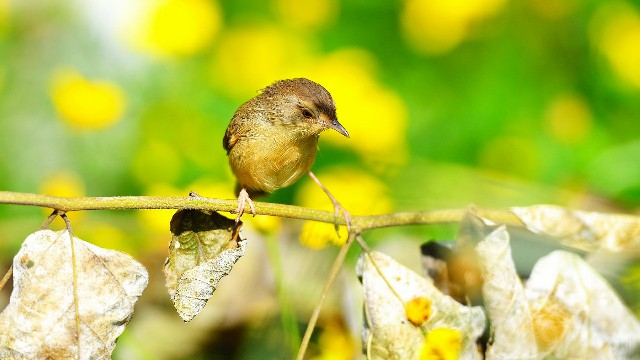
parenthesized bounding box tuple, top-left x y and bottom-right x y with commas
(309, 49, 408, 164)
(50, 69, 126, 131)
(273, 0, 337, 30)
(129, 0, 222, 58)
(591, 2, 640, 88)
(544, 93, 593, 145)
(401, 0, 508, 55)
(211, 25, 311, 98)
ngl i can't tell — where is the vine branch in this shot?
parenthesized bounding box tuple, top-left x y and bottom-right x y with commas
(0, 191, 524, 231)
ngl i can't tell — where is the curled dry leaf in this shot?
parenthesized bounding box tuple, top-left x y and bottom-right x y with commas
(512, 204, 640, 252)
(475, 223, 537, 360)
(357, 250, 485, 360)
(164, 210, 246, 322)
(473, 211, 640, 359)
(526, 251, 640, 359)
(0, 230, 149, 360)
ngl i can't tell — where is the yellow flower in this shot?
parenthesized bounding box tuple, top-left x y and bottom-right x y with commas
(296, 167, 392, 248)
(296, 167, 392, 215)
(591, 2, 640, 88)
(299, 221, 347, 249)
(39, 171, 86, 222)
(401, 0, 508, 55)
(210, 24, 311, 98)
(310, 320, 357, 360)
(405, 297, 433, 327)
(130, 0, 222, 57)
(84, 223, 135, 255)
(251, 215, 282, 234)
(0, 0, 10, 37)
(308, 49, 408, 164)
(137, 183, 183, 251)
(544, 93, 593, 145)
(273, 0, 338, 30)
(40, 171, 86, 198)
(50, 69, 126, 130)
(420, 328, 462, 360)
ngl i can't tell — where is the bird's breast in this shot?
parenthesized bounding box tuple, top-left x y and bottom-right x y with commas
(228, 134, 319, 193)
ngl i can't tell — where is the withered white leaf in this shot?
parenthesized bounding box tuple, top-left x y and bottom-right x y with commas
(357, 250, 485, 360)
(526, 251, 640, 359)
(0, 230, 148, 360)
(474, 211, 640, 359)
(512, 205, 640, 252)
(475, 223, 538, 360)
(164, 209, 246, 322)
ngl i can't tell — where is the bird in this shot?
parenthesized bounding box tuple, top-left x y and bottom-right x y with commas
(223, 78, 350, 226)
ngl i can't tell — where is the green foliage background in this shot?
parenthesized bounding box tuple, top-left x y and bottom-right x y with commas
(0, 0, 639, 358)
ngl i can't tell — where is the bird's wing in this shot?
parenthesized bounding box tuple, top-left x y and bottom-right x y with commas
(223, 127, 239, 154)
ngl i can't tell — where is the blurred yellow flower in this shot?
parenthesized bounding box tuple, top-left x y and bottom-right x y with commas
(297, 167, 391, 248)
(299, 221, 347, 249)
(405, 297, 433, 327)
(251, 215, 282, 234)
(401, 0, 508, 55)
(310, 320, 357, 360)
(591, 2, 640, 88)
(309, 49, 408, 164)
(130, 0, 222, 57)
(296, 167, 392, 215)
(137, 182, 183, 240)
(83, 223, 135, 255)
(273, 0, 338, 30)
(211, 24, 311, 98)
(185, 177, 235, 200)
(544, 93, 593, 145)
(420, 327, 461, 360)
(40, 171, 86, 221)
(0, 0, 9, 36)
(50, 69, 126, 130)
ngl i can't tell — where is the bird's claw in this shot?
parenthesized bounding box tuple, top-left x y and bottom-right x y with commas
(236, 188, 256, 223)
(332, 201, 352, 238)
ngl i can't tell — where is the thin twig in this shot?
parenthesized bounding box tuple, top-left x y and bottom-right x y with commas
(0, 191, 525, 232)
(61, 214, 82, 357)
(296, 232, 356, 360)
(0, 265, 12, 292)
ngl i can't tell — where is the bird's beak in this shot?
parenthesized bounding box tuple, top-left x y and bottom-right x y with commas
(329, 119, 349, 138)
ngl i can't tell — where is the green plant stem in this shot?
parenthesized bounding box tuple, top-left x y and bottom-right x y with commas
(0, 191, 524, 231)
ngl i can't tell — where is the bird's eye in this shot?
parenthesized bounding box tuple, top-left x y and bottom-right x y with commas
(301, 109, 314, 119)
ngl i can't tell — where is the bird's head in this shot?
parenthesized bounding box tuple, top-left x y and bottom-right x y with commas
(262, 78, 349, 138)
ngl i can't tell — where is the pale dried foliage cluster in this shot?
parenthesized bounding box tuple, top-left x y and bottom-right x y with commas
(0, 205, 639, 359)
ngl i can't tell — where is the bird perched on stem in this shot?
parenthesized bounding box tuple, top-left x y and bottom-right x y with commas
(223, 78, 351, 229)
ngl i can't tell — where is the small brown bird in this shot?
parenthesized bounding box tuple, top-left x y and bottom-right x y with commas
(223, 78, 350, 222)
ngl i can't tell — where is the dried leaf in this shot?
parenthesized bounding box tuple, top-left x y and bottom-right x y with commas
(0, 230, 148, 359)
(164, 209, 246, 322)
(357, 250, 485, 360)
(526, 251, 640, 359)
(472, 210, 640, 359)
(512, 205, 640, 252)
(475, 223, 538, 359)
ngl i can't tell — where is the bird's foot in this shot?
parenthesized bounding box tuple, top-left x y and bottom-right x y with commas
(235, 188, 256, 223)
(307, 171, 353, 237)
(331, 199, 352, 236)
